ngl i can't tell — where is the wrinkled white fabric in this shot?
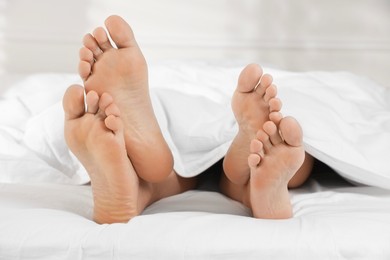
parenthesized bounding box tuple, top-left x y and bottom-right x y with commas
(0, 61, 389, 189)
(1, 181, 390, 259)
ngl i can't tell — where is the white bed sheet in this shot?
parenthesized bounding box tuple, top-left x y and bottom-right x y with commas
(1, 174, 390, 259)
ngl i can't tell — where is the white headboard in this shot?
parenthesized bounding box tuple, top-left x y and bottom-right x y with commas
(1, 0, 389, 87)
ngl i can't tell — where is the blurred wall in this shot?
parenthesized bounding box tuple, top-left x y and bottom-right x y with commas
(0, 0, 389, 86)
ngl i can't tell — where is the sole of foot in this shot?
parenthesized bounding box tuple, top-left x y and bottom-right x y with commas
(79, 15, 173, 183)
(63, 85, 140, 224)
(247, 117, 305, 219)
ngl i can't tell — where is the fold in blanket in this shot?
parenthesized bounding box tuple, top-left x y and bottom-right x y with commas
(1, 62, 389, 189)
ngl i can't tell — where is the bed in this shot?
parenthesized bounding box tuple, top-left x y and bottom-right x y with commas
(1, 1, 390, 259)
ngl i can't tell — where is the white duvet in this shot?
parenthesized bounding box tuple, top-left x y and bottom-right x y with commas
(1, 61, 389, 188)
(1, 61, 390, 259)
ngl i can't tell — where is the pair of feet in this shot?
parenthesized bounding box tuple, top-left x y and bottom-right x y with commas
(63, 15, 305, 224)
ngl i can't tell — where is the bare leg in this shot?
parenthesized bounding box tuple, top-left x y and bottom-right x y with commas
(221, 64, 313, 218)
(63, 85, 196, 223)
(79, 15, 172, 183)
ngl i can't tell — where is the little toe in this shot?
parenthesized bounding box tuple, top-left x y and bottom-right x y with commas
(250, 138, 264, 154)
(236, 63, 264, 93)
(248, 154, 261, 168)
(104, 15, 137, 49)
(263, 121, 283, 145)
(83, 33, 103, 59)
(279, 116, 303, 147)
(63, 85, 85, 120)
(79, 47, 94, 64)
(79, 61, 92, 81)
(86, 91, 99, 114)
(93, 27, 113, 51)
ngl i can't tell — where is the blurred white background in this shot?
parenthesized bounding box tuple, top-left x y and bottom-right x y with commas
(0, 0, 389, 86)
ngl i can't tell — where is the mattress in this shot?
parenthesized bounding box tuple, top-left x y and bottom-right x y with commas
(1, 61, 390, 259)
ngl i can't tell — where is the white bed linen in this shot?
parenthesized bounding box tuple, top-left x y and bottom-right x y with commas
(1, 177, 390, 260)
(0, 62, 390, 259)
(0, 61, 389, 188)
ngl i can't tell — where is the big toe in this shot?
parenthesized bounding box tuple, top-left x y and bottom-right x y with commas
(279, 116, 303, 147)
(63, 84, 85, 120)
(105, 15, 137, 48)
(236, 63, 263, 93)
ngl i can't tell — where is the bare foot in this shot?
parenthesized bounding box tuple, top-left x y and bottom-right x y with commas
(247, 117, 305, 219)
(223, 64, 282, 185)
(79, 15, 173, 183)
(63, 85, 139, 224)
